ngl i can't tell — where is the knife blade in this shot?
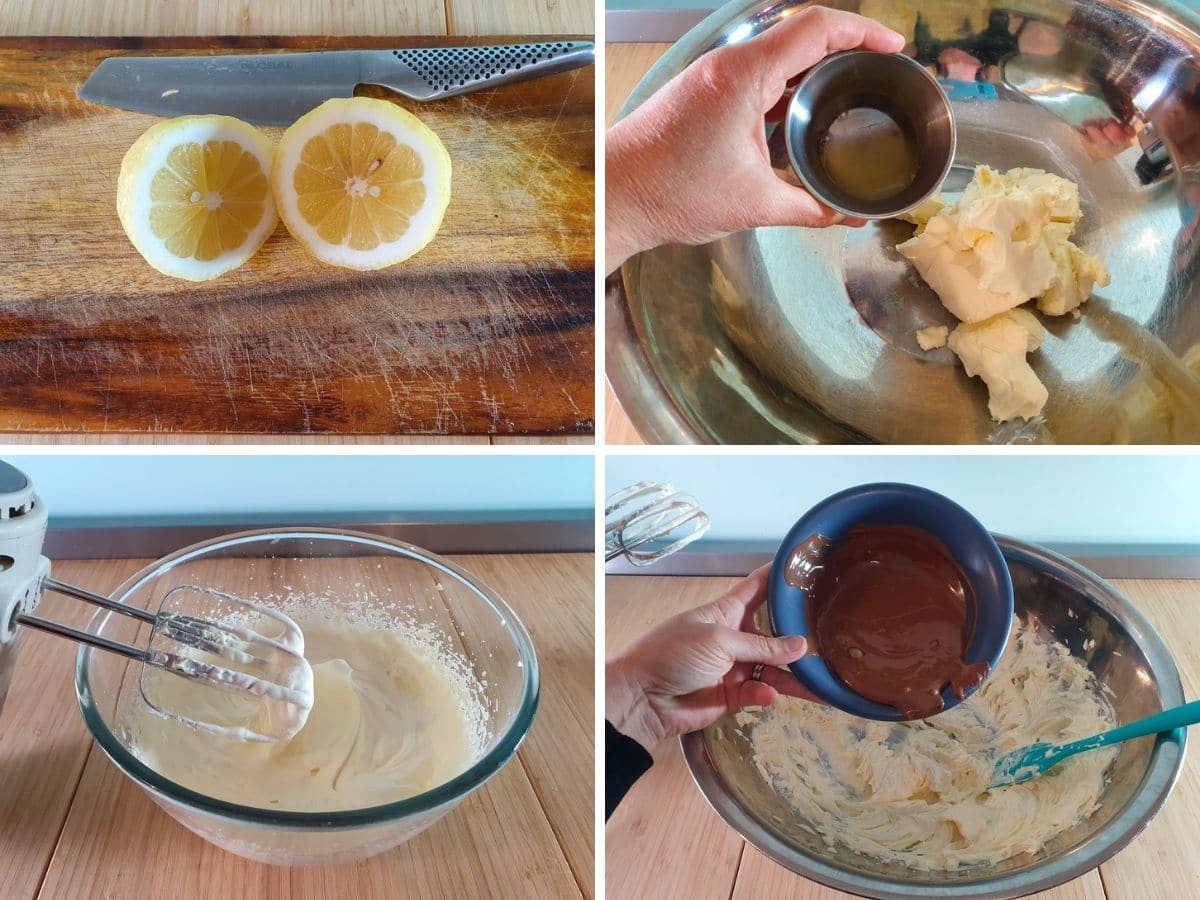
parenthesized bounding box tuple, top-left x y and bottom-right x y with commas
(78, 41, 595, 125)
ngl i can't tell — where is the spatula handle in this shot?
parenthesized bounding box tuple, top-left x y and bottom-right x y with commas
(384, 41, 594, 101)
(1091, 699, 1200, 747)
(1062, 698, 1200, 757)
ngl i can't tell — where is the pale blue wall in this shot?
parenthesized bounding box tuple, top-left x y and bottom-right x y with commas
(14, 453, 1199, 544)
(3, 455, 593, 526)
(605, 455, 1200, 547)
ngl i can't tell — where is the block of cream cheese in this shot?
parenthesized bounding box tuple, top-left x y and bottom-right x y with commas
(947, 308, 1048, 421)
(898, 166, 1105, 323)
(916, 325, 950, 350)
(1003, 167, 1082, 222)
(1037, 222, 1112, 316)
(904, 195, 948, 235)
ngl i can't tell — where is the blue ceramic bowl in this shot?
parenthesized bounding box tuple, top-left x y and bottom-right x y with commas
(767, 483, 1013, 721)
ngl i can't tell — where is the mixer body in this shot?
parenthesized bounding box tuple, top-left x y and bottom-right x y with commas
(0, 462, 51, 715)
(0, 460, 313, 741)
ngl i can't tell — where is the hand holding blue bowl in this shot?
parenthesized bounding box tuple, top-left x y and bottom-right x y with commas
(767, 483, 1014, 721)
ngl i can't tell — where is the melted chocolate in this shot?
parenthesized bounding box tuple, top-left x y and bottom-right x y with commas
(784, 533, 833, 590)
(789, 524, 988, 719)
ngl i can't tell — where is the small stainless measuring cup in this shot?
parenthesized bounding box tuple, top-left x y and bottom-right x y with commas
(785, 50, 956, 219)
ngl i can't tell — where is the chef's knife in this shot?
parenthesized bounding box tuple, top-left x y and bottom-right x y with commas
(78, 40, 595, 125)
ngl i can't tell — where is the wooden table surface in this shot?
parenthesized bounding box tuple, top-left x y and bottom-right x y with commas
(0, 1, 593, 446)
(606, 574, 1200, 900)
(0, 553, 593, 899)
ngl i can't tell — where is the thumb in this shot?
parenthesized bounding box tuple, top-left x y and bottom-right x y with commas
(717, 628, 808, 665)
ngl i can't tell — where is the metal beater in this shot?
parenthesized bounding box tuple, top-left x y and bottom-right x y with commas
(605, 481, 710, 566)
(0, 462, 313, 742)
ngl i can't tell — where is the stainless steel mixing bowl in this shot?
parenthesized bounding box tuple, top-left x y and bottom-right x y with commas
(608, 0, 1200, 443)
(682, 537, 1186, 898)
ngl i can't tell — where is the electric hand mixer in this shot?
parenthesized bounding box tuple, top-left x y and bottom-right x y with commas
(0, 462, 314, 742)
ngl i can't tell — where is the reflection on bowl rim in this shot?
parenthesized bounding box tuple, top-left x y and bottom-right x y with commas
(73, 527, 540, 829)
(684, 536, 1187, 899)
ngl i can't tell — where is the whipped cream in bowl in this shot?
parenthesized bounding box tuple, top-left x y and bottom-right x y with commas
(73, 529, 539, 866)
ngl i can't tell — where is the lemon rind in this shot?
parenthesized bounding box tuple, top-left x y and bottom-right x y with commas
(117, 115, 278, 282)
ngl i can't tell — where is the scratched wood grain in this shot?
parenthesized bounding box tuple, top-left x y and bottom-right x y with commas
(606, 574, 1200, 899)
(1, 553, 592, 899)
(0, 36, 595, 437)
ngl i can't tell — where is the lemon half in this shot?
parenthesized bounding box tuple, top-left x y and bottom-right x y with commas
(272, 97, 452, 270)
(117, 115, 277, 281)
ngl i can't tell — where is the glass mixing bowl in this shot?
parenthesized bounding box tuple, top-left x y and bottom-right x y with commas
(73, 528, 539, 866)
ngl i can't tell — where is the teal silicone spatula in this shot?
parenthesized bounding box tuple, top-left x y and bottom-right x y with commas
(989, 699, 1200, 789)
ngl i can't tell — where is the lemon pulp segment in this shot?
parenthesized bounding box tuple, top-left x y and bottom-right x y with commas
(148, 140, 270, 260)
(273, 98, 451, 270)
(294, 122, 428, 250)
(118, 116, 277, 281)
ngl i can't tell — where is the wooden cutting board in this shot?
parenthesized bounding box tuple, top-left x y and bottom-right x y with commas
(0, 36, 594, 436)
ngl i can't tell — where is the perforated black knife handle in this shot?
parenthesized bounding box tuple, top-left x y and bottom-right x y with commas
(383, 41, 595, 100)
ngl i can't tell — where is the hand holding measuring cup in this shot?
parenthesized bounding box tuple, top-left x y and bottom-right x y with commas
(605, 7, 905, 273)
